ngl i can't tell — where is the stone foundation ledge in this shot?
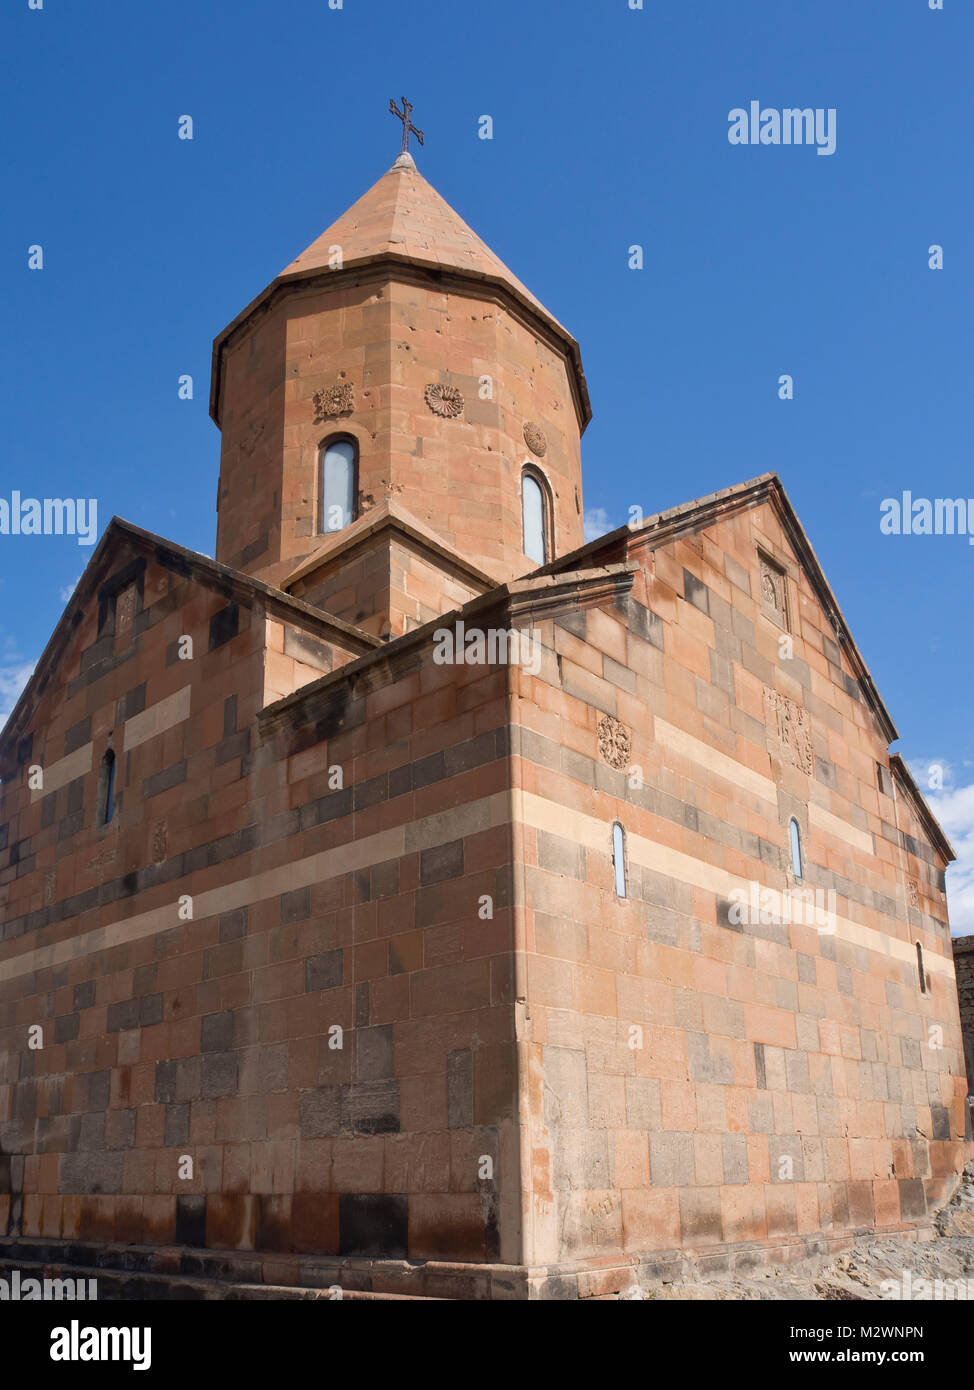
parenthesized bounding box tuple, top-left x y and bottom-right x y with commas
(0, 1225, 937, 1300)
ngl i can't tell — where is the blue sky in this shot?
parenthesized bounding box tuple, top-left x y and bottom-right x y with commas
(2, 0, 971, 929)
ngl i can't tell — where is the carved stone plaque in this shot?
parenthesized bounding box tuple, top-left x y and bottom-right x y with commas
(313, 381, 355, 420)
(907, 877, 920, 908)
(523, 421, 547, 457)
(759, 554, 788, 627)
(597, 714, 631, 771)
(763, 686, 813, 774)
(424, 382, 464, 418)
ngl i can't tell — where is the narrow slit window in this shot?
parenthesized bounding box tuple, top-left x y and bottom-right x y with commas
(102, 750, 116, 826)
(612, 821, 627, 899)
(916, 941, 927, 995)
(522, 470, 549, 565)
(320, 438, 357, 533)
(789, 818, 803, 880)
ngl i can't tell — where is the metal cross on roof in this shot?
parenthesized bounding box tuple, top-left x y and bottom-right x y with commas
(389, 96, 424, 155)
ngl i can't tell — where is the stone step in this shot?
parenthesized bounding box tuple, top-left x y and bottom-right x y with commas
(0, 1245, 441, 1295)
(0, 1254, 433, 1301)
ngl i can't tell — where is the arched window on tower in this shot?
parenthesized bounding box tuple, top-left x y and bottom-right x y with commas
(612, 821, 627, 899)
(320, 437, 357, 534)
(789, 818, 803, 880)
(98, 749, 116, 827)
(522, 468, 552, 566)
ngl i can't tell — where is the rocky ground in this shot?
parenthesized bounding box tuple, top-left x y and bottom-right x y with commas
(624, 1163, 974, 1300)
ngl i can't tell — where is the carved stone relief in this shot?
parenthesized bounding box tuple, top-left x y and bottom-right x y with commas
(598, 714, 631, 771)
(763, 686, 813, 774)
(424, 382, 464, 418)
(313, 381, 355, 420)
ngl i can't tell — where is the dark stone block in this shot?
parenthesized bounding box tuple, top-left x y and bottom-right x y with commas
(931, 1104, 950, 1140)
(338, 1194, 408, 1259)
(65, 777, 85, 816)
(754, 1042, 767, 1090)
(139, 994, 163, 1026)
(420, 839, 464, 886)
(683, 569, 710, 614)
(73, 980, 96, 1012)
(241, 532, 268, 565)
(205, 822, 258, 867)
(176, 1195, 206, 1247)
(299, 1087, 341, 1138)
(388, 765, 411, 800)
(107, 998, 139, 1033)
(223, 694, 238, 738)
(284, 627, 332, 671)
(201, 1011, 234, 1052)
(215, 729, 250, 766)
(165, 1103, 190, 1147)
(306, 950, 343, 992)
(219, 908, 248, 942)
(815, 757, 836, 788)
(9, 838, 31, 867)
(80, 633, 115, 674)
(341, 1080, 400, 1136)
(54, 1013, 80, 1044)
(209, 603, 239, 650)
(201, 1052, 238, 1099)
(898, 1178, 927, 1221)
(716, 897, 744, 933)
(444, 730, 498, 779)
(59, 1151, 122, 1195)
(115, 683, 146, 726)
(144, 761, 187, 799)
(307, 788, 351, 828)
(412, 751, 445, 791)
(155, 1060, 177, 1104)
(796, 953, 817, 985)
(352, 774, 387, 812)
(280, 886, 310, 924)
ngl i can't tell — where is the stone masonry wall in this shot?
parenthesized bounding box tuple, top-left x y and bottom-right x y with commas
(512, 497, 967, 1270)
(0, 544, 518, 1269)
(951, 936, 974, 1099)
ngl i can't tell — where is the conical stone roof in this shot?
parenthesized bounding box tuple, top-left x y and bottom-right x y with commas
(210, 155, 589, 428)
(277, 154, 554, 323)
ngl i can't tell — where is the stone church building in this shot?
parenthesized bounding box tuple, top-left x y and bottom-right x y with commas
(0, 146, 969, 1299)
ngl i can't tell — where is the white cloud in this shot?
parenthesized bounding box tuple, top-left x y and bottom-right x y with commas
(0, 660, 34, 725)
(59, 574, 83, 603)
(924, 781, 974, 937)
(584, 507, 613, 542)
